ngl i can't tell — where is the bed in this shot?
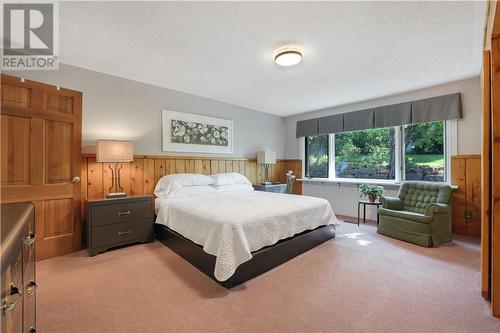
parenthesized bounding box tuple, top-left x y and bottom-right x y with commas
(155, 184, 338, 288)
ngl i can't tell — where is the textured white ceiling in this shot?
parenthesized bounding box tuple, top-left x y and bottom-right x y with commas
(59, 1, 486, 116)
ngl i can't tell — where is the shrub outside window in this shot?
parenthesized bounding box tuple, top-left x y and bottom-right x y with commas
(335, 127, 396, 180)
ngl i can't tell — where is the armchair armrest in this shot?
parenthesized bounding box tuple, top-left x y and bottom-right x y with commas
(424, 203, 449, 216)
(379, 196, 402, 210)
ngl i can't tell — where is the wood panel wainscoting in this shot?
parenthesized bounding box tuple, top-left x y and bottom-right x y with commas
(451, 155, 482, 237)
(81, 155, 302, 200)
(1, 74, 83, 261)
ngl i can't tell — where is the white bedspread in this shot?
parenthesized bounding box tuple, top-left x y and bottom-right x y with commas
(155, 191, 338, 281)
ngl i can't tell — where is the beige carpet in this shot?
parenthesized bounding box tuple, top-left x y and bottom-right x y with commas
(37, 221, 500, 333)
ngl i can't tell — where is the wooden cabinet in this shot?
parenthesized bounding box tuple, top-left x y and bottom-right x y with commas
(451, 155, 481, 237)
(85, 196, 154, 256)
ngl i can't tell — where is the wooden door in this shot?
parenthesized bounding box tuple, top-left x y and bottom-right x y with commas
(1, 74, 82, 260)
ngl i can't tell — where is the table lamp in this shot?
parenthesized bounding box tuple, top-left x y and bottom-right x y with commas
(257, 150, 276, 185)
(96, 140, 133, 198)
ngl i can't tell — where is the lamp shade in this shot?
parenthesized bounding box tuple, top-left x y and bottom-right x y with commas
(257, 150, 276, 164)
(96, 140, 134, 163)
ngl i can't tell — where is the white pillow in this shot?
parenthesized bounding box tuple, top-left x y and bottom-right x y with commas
(154, 173, 214, 197)
(159, 185, 216, 198)
(212, 184, 254, 192)
(210, 172, 252, 186)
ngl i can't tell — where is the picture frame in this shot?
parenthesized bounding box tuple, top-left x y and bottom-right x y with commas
(162, 109, 234, 154)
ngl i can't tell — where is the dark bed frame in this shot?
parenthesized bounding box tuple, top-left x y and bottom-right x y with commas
(155, 224, 335, 288)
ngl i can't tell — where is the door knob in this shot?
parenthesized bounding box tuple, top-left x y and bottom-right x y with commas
(71, 176, 81, 183)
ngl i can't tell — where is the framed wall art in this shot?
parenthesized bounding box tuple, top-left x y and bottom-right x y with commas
(162, 109, 234, 154)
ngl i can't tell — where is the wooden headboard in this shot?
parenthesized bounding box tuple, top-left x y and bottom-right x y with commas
(81, 155, 302, 200)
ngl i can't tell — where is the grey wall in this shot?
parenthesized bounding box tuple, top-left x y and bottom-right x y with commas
(7, 64, 285, 158)
(284, 76, 481, 158)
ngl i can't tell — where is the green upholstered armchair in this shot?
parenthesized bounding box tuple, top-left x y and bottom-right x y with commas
(377, 181, 452, 247)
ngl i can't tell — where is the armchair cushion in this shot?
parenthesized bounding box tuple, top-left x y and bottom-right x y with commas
(378, 207, 433, 224)
(424, 203, 450, 217)
(399, 182, 452, 214)
(380, 196, 403, 210)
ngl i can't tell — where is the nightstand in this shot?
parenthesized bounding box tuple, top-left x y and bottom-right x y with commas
(85, 196, 154, 256)
(253, 183, 287, 193)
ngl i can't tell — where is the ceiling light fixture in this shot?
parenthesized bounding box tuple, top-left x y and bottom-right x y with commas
(275, 49, 302, 67)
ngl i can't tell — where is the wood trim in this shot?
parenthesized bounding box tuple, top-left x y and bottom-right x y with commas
(451, 154, 481, 160)
(82, 153, 256, 161)
(490, 8, 500, 314)
(482, 50, 492, 300)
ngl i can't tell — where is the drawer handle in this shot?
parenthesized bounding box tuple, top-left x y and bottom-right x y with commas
(118, 231, 131, 236)
(26, 281, 37, 297)
(24, 232, 36, 246)
(118, 211, 131, 216)
(1, 285, 22, 315)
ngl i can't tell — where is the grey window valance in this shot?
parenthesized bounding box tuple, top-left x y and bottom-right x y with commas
(343, 109, 374, 132)
(296, 93, 462, 137)
(411, 93, 462, 124)
(296, 118, 318, 138)
(374, 102, 411, 128)
(317, 114, 343, 135)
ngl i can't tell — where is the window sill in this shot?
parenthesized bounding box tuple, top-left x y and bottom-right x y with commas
(297, 178, 458, 190)
(297, 178, 402, 187)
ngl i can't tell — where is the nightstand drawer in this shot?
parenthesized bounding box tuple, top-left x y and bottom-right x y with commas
(91, 200, 153, 227)
(91, 219, 153, 248)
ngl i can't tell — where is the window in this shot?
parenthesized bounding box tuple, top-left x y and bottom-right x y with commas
(304, 120, 447, 182)
(403, 121, 445, 182)
(335, 127, 396, 180)
(305, 135, 329, 178)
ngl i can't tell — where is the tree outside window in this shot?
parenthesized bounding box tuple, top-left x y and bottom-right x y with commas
(404, 121, 445, 181)
(335, 127, 395, 180)
(305, 135, 328, 178)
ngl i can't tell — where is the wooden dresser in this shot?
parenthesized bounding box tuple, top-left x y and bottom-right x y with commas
(1, 202, 36, 333)
(85, 196, 154, 256)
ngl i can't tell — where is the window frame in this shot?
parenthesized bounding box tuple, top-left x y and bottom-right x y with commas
(401, 121, 447, 183)
(332, 126, 398, 182)
(304, 134, 329, 179)
(302, 120, 449, 184)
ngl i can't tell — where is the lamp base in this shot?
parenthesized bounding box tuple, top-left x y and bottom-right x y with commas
(106, 192, 127, 199)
